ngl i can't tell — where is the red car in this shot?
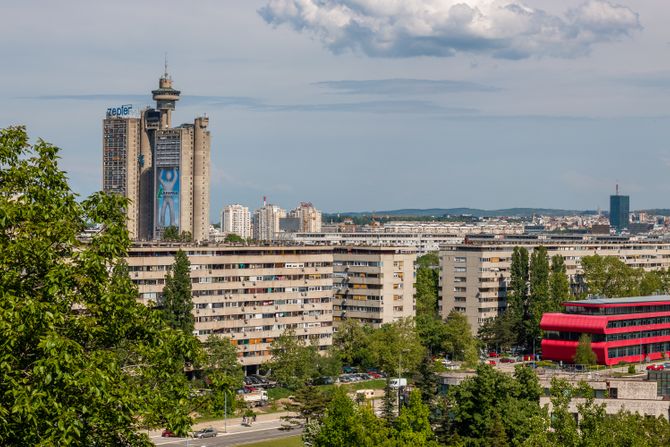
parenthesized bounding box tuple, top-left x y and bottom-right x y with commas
(488, 352, 500, 358)
(646, 364, 664, 371)
(500, 358, 516, 363)
(161, 429, 177, 437)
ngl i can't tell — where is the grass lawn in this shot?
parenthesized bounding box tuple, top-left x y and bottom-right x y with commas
(237, 435, 302, 447)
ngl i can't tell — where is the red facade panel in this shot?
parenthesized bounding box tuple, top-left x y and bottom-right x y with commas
(540, 313, 608, 333)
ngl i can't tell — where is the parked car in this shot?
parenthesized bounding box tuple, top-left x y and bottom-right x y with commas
(646, 364, 664, 371)
(193, 427, 218, 438)
(342, 366, 356, 374)
(500, 358, 516, 363)
(161, 429, 176, 438)
(488, 352, 500, 358)
(664, 362, 670, 369)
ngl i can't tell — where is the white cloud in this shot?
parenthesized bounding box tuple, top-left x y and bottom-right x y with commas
(259, 0, 641, 58)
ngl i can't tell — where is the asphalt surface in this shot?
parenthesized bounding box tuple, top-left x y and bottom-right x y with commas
(151, 413, 302, 447)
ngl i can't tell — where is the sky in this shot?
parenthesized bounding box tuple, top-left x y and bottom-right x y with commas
(1, 0, 669, 218)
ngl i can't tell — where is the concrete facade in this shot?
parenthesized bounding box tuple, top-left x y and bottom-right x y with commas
(439, 235, 670, 333)
(222, 204, 252, 239)
(102, 72, 210, 242)
(333, 246, 416, 328)
(127, 244, 334, 372)
(253, 204, 286, 241)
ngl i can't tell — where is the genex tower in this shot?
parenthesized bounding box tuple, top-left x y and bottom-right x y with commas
(102, 68, 211, 242)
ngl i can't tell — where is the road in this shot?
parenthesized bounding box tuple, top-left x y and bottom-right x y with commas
(151, 413, 303, 447)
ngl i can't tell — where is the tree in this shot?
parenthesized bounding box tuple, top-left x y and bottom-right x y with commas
(416, 313, 449, 356)
(161, 249, 195, 334)
(478, 312, 517, 353)
(163, 225, 180, 241)
(0, 126, 200, 444)
(282, 385, 331, 430)
(549, 255, 571, 309)
(162, 226, 192, 242)
(447, 364, 545, 445)
(224, 233, 245, 243)
(382, 378, 398, 424)
(415, 252, 440, 318)
(332, 318, 374, 367)
(581, 255, 642, 298)
(527, 246, 550, 349)
(369, 318, 425, 377)
(442, 310, 479, 366)
(267, 329, 319, 389)
(393, 390, 440, 447)
(203, 335, 243, 416)
(573, 333, 598, 365)
(508, 246, 529, 316)
(312, 388, 366, 447)
(413, 355, 439, 406)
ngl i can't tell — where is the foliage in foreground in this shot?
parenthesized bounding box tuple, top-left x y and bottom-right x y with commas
(0, 126, 200, 445)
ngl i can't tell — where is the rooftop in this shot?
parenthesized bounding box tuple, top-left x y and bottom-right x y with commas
(563, 295, 670, 306)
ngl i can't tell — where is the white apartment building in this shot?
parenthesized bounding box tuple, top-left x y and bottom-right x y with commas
(127, 244, 334, 373)
(253, 204, 286, 241)
(440, 235, 670, 333)
(222, 204, 251, 239)
(333, 246, 416, 328)
(289, 202, 322, 233)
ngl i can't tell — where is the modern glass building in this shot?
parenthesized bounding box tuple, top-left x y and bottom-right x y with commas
(541, 296, 670, 365)
(610, 194, 630, 232)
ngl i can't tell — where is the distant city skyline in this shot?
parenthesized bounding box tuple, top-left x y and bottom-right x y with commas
(2, 1, 669, 217)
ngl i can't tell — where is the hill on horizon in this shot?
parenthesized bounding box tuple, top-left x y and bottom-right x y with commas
(327, 208, 598, 218)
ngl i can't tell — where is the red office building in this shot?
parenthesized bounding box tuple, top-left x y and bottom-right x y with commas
(541, 296, 670, 366)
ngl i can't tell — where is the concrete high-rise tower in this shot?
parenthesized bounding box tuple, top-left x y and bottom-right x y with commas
(103, 69, 211, 242)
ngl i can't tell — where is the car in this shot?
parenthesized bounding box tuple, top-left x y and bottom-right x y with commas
(646, 364, 664, 371)
(488, 360, 496, 366)
(161, 429, 176, 437)
(193, 427, 218, 439)
(488, 352, 500, 358)
(664, 362, 670, 369)
(500, 358, 516, 363)
(367, 372, 382, 379)
(342, 366, 356, 374)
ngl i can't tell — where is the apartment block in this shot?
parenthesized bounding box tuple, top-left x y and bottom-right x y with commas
(333, 246, 416, 328)
(222, 204, 252, 239)
(127, 244, 334, 373)
(440, 235, 670, 333)
(253, 204, 286, 241)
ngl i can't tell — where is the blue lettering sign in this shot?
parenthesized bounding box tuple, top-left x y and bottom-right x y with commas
(106, 104, 133, 117)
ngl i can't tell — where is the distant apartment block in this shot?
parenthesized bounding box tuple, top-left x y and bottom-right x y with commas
(284, 232, 463, 255)
(126, 244, 334, 373)
(289, 202, 322, 233)
(222, 204, 251, 239)
(253, 203, 286, 241)
(333, 246, 416, 327)
(440, 235, 670, 333)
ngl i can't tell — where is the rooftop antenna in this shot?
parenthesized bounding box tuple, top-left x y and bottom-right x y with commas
(616, 183, 619, 196)
(163, 53, 169, 78)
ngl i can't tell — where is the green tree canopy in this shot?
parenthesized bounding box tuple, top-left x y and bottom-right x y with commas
(224, 233, 245, 243)
(332, 318, 375, 367)
(0, 126, 199, 445)
(573, 333, 598, 365)
(442, 310, 479, 366)
(369, 318, 425, 377)
(161, 249, 195, 334)
(267, 329, 319, 389)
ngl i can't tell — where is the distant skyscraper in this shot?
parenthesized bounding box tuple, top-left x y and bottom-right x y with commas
(222, 204, 252, 239)
(253, 201, 286, 241)
(289, 202, 322, 233)
(102, 69, 211, 241)
(610, 186, 630, 233)
(102, 112, 142, 239)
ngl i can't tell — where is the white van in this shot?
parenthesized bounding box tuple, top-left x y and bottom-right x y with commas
(389, 378, 407, 389)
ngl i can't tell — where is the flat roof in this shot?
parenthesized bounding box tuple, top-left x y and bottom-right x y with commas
(563, 296, 670, 306)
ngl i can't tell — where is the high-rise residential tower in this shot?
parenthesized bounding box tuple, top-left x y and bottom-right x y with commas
(222, 204, 252, 239)
(289, 202, 322, 233)
(253, 201, 286, 241)
(102, 70, 211, 241)
(610, 186, 630, 233)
